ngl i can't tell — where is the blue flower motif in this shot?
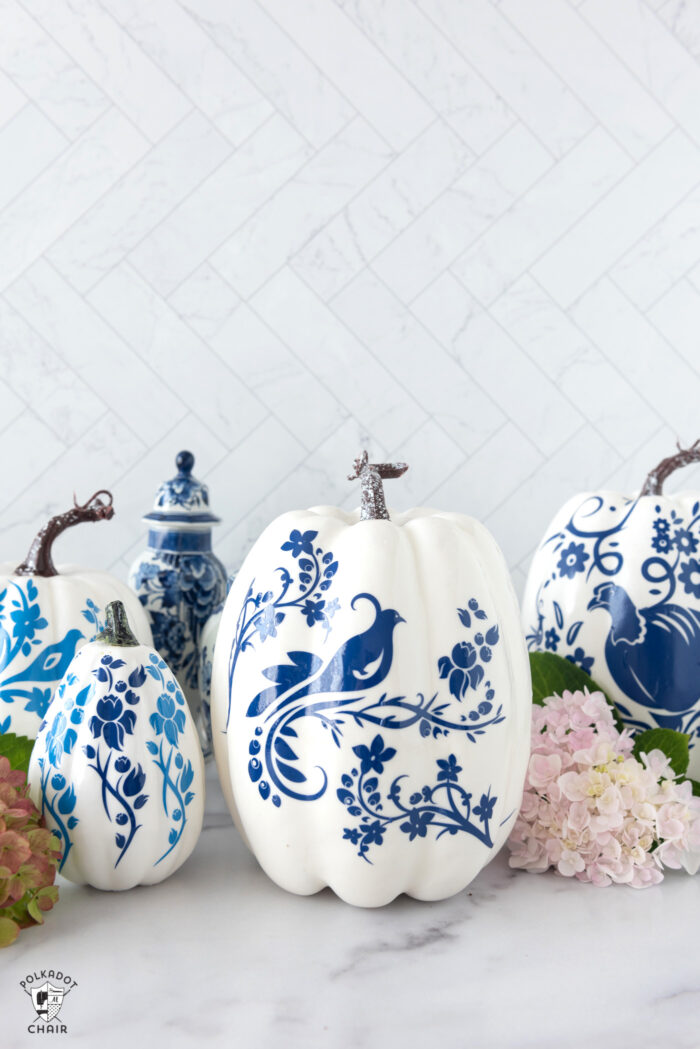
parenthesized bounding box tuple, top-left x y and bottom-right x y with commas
(24, 687, 52, 718)
(301, 598, 327, 627)
(436, 754, 462, 783)
(566, 647, 594, 675)
(361, 820, 385, 847)
(89, 697, 136, 751)
(45, 712, 77, 767)
(544, 628, 559, 652)
(254, 602, 282, 642)
(653, 517, 670, 535)
(10, 601, 48, 642)
(652, 531, 673, 554)
(342, 827, 361, 845)
(679, 558, 700, 599)
(673, 528, 698, 555)
(400, 809, 434, 841)
(150, 694, 186, 746)
(352, 734, 396, 775)
(281, 529, 317, 559)
(557, 542, 589, 579)
(474, 792, 496, 823)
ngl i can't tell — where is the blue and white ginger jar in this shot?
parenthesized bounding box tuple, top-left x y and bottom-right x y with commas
(129, 451, 227, 757)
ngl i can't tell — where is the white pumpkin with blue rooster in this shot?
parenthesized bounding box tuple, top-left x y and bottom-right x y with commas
(210, 453, 531, 907)
(522, 441, 700, 778)
(0, 492, 152, 740)
(28, 601, 204, 890)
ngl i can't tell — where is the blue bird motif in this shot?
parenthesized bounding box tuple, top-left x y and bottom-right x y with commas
(1, 629, 84, 687)
(246, 593, 404, 718)
(588, 581, 700, 719)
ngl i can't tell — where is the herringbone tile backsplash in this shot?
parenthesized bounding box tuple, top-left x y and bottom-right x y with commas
(2, 0, 700, 596)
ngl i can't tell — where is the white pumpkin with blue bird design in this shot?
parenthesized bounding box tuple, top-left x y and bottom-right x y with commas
(210, 453, 531, 907)
(0, 492, 152, 740)
(28, 601, 204, 891)
(522, 441, 700, 779)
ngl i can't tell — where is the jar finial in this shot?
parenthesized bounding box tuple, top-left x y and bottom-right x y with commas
(176, 450, 195, 476)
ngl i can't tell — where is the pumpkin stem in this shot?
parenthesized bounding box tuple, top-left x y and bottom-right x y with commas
(640, 439, 700, 496)
(14, 490, 115, 578)
(96, 600, 140, 647)
(348, 451, 408, 521)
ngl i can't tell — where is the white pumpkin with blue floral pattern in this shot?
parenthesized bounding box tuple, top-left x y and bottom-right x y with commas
(522, 441, 700, 779)
(210, 454, 531, 907)
(28, 601, 204, 890)
(0, 491, 152, 740)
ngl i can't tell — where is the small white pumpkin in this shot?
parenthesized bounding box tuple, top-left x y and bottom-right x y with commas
(28, 601, 204, 890)
(0, 492, 153, 739)
(522, 441, 700, 778)
(211, 454, 531, 907)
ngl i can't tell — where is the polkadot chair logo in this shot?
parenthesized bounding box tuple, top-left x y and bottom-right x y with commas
(20, 970, 77, 1034)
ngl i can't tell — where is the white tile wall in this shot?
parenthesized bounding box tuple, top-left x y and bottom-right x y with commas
(2, 0, 700, 595)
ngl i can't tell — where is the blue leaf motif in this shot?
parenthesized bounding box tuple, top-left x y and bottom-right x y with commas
(58, 785, 76, 815)
(277, 761, 306, 784)
(128, 665, 147, 688)
(485, 625, 499, 646)
(134, 795, 148, 809)
(180, 761, 194, 792)
(337, 788, 354, 806)
(273, 738, 298, 762)
(145, 741, 158, 755)
(115, 833, 126, 849)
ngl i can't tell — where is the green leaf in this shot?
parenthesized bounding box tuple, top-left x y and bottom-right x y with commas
(529, 651, 625, 731)
(0, 916, 19, 949)
(632, 728, 690, 777)
(687, 778, 700, 797)
(26, 897, 43, 926)
(0, 732, 34, 776)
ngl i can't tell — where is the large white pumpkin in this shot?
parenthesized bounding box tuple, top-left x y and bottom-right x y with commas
(0, 492, 153, 739)
(522, 442, 700, 778)
(211, 454, 531, 907)
(28, 601, 204, 890)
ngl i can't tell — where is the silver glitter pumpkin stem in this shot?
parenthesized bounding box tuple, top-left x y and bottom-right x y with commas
(348, 451, 408, 521)
(640, 438, 700, 496)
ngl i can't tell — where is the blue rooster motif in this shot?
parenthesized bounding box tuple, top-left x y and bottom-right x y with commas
(588, 581, 700, 723)
(246, 593, 404, 718)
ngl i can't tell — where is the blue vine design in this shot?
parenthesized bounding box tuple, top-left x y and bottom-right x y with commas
(144, 654, 196, 864)
(337, 735, 496, 863)
(226, 528, 340, 730)
(0, 582, 104, 730)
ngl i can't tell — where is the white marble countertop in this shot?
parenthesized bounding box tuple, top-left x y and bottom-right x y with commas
(4, 762, 699, 1049)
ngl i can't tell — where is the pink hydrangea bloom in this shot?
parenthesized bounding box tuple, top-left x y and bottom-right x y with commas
(507, 689, 700, 888)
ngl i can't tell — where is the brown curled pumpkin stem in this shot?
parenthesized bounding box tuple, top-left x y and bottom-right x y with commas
(348, 451, 408, 521)
(15, 490, 115, 578)
(640, 440, 700, 497)
(96, 600, 139, 647)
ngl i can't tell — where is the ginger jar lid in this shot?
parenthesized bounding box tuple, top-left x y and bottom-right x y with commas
(143, 451, 220, 531)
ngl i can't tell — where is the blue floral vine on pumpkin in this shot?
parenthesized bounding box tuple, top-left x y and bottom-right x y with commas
(144, 653, 196, 864)
(337, 734, 497, 863)
(37, 670, 94, 869)
(226, 528, 340, 730)
(0, 582, 104, 723)
(79, 654, 149, 867)
(243, 597, 505, 810)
